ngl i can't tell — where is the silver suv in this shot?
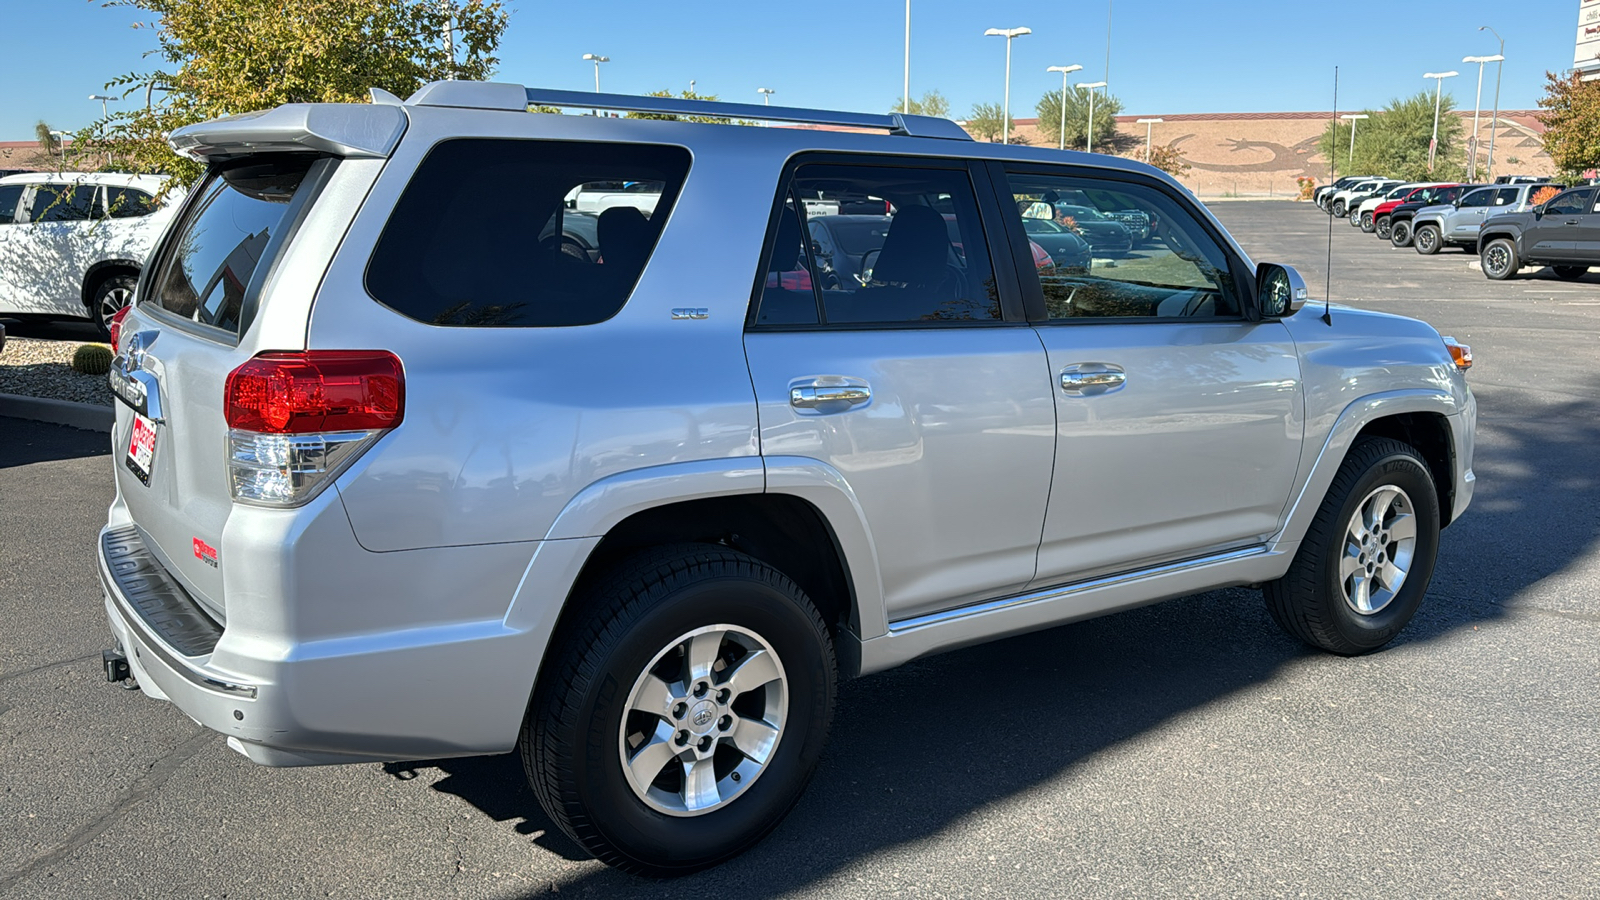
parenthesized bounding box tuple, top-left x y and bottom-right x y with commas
(1411, 183, 1553, 255)
(99, 82, 1477, 875)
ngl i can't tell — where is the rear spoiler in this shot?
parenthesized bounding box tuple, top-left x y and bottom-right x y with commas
(168, 104, 407, 162)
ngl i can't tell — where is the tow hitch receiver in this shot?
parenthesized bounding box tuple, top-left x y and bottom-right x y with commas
(103, 648, 130, 683)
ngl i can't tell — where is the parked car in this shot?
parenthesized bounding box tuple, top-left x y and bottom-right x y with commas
(0, 172, 179, 338)
(1387, 184, 1478, 247)
(1371, 184, 1457, 241)
(1050, 202, 1135, 255)
(1330, 179, 1400, 218)
(1478, 184, 1600, 280)
(1314, 175, 1382, 209)
(1412, 182, 1560, 255)
(100, 83, 1476, 877)
(1493, 175, 1551, 185)
(1354, 183, 1438, 232)
(537, 208, 601, 262)
(1019, 216, 1093, 272)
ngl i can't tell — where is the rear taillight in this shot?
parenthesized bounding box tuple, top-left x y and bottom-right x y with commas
(109, 306, 132, 353)
(224, 351, 404, 506)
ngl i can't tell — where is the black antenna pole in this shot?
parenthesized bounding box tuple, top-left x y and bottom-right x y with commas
(1323, 66, 1337, 326)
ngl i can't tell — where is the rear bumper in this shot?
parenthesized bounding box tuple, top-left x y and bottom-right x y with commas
(98, 516, 551, 767)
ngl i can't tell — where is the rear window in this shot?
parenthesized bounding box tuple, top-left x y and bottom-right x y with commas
(366, 139, 692, 327)
(144, 156, 315, 336)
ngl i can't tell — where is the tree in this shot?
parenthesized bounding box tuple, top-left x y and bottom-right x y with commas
(36, 121, 59, 155)
(1538, 71, 1600, 180)
(1138, 144, 1190, 178)
(1034, 88, 1123, 151)
(889, 90, 950, 118)
(78, 0, 509, 184)
(964, 102, 1028, 144)
(1319, 92, 1464, 181)
(624, 89, 757, 125)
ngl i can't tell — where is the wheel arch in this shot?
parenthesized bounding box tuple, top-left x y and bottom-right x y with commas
(1477, 229, 1518, 255)
(82, 259, 142, 309)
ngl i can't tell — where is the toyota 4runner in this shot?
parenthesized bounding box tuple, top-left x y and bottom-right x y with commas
(99, 82, 1477, 875)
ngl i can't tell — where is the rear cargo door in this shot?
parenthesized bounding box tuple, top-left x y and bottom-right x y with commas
(110, 156, 326, 619)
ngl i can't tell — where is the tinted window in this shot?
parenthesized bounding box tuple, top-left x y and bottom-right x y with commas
(752, 163, 1000, 326)
(1006, 171, 1239, 320)
(367, 139, 690, 328)
(1491, 188, 1520, 207)
(1545, 189, 1592, 217)
(146, 157, 313, 335)
(0, 184, 21, 223)
(28, 184, 97, 222)
(1458, 189, 1492, 208)
(105, 187, 156, 219)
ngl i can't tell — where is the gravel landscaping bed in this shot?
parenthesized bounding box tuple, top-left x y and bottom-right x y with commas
(0, 337, 114, 406)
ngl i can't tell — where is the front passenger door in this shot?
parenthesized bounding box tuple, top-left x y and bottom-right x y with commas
(998, 166, 1304, 588)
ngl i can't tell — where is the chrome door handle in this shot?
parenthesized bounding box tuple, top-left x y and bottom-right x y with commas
(791, 384, 872, 409)
(1060, 364, 1127, 396)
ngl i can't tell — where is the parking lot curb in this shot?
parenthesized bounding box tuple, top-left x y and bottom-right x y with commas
(0, 393, 113, 433)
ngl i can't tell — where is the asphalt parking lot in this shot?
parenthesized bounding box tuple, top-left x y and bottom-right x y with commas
(2, 200, 1597, 899)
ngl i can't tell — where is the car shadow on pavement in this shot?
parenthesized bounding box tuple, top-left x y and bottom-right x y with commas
(0, 416, 110, 468)
(388, 379, 1600, 899)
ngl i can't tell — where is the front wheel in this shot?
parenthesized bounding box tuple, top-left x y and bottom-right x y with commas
(1375, 216, 1392, 240)
(1264, 438, 1440, 655)
(1359, 211, 1375, 231)
(1389, 220, 1413, 248)
(523, 544, 836, 876)
(1481, 239, 1519, 280)
(1332, 200, 1348, 218)
(1414, 224, 1442, 255)
(1552, 265, 1588, 280)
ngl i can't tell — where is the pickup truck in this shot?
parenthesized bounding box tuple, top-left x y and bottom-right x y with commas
(1411, 183, 1556, 255)
(1478, 184, 1599, 280)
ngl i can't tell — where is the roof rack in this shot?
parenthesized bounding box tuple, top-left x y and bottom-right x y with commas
(403, 81, 972, 141)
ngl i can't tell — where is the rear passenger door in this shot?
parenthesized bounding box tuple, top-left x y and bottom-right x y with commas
(0, 182, 24, 311)
(8, 182, 101, 316)
(743, 157, 1056, 623)
(995, 165, 1303, 588)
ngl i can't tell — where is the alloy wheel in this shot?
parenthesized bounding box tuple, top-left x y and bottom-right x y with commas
(99, 285, 133, 328)
(1339, 485, 1417, 616)
(1483, 243, 1513, 278)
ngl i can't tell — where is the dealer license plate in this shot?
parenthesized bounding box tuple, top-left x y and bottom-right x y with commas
(126, 413, 156, 486)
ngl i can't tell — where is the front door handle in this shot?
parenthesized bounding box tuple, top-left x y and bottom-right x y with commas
(790, 379, 872, 412)
(1060, 364, 1127, 396)
(1565, 219, 1581, 226)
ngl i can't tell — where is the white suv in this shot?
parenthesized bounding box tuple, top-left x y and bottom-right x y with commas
(0, 172, 179, 337)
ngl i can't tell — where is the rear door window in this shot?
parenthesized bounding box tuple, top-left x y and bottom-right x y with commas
(27, 184, 98, 222)
(105, 187, 157, 219)
(366, 139, 691, 328)
(144, 156, 316, 336)
(0, 184, 22, 222)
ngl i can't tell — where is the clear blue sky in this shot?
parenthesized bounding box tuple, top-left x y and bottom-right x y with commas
(1, 0, 1578, 139)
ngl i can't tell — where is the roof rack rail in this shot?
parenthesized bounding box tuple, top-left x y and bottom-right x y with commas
(403, 81, 971, 141)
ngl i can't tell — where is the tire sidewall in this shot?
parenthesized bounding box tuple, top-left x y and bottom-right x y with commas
(1415, 225, 1440, 254)
(1313, 448, 1440, 651)
(1391, 221, 1412, 247)
(568, 573, 831, 871)
(1482, 239, 1518, 280)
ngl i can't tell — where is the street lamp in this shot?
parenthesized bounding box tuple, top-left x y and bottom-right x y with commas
(1480, 25, 1506, 180)
(88, 94, 118, 121)
(1047, 65, 1084, 150)
(1077, 81, 1107, 153)
(581, 54, 609, 92)
(1423, 71, 1459, 173)
(1136, 117, 1163, 163)
(1340, 113, 1369, 167)
(757, 87, 774, 106)
(984, 27, 1031, 144)
(1464, 52, 1505, 180)
(48, 130, 67, 167)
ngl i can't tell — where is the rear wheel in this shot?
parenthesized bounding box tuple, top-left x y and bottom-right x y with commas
(1264, 438, 1440, 655)
(1389, 220, 1413, 247)
(1358, 211, 1374, 231)
(1332, 199, 1348, 218)
(523, 544, 836, 876)
(1553, 265, 1588, 280)
(1414, 224, 1442, 255)
(1375, 216, 1392, 240)
(90, 273, 137, 341)
(1481, 239, 1519, 280)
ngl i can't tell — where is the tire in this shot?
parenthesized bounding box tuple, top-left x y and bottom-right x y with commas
(1553, 265, 1588, 280)
(1332, 199, 1347, 218)
(1414, 224, 1442, 255)
(1264, 438, 1440, 655)
(90, 273, 137, 341)
(1481, 239, 1519, 280)
(1389, 220, 1413, 248)
(1360, 211, 1375, 232)
(523, 544, 836, 876)
(1375, 216, 1392, 240)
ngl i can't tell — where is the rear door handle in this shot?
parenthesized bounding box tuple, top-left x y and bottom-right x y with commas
(789, 378, 872, 412)
(1060, 364, 1126, 396)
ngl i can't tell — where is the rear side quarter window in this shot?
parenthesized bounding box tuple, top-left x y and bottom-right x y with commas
(365, 139, 692, 328)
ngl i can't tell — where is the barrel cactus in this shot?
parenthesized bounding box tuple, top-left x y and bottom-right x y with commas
(72, 343, 114, 376)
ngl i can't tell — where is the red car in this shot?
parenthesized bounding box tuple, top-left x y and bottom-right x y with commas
(1373, 184, 1459, 241)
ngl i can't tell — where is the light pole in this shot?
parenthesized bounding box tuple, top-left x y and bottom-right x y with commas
(1424, 71, 1459, 173)
(1104, 0, 1112, 95)
(1480, 25, 1505, 180)
(1047, 64, 1084, 150)
(1136, 117, 1163, 163)
(88, 94, 118, 121)
(49, 130, 67, 167)
(903, 0, 911, 114)
(1340, 113, 1368, 167)
(757, 87, 774, 106)
(1462, 55, 1503, 179)
(984, 27, 1031, 144)
(582, 54, 609, 117)
(1077, 81, 1107, 153)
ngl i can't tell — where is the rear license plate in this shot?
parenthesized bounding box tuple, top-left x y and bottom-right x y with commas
(126, 413, 156, 486)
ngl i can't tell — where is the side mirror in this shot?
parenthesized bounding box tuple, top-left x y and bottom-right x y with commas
(1256, 263, 1308, 318)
